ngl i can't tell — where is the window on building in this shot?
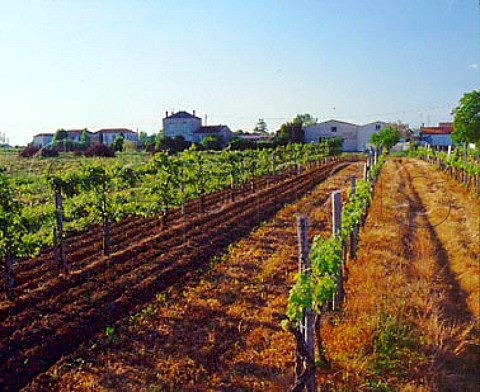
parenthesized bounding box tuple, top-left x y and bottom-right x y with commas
(375, 124, 381, 130)
(331, 126, 337, 133)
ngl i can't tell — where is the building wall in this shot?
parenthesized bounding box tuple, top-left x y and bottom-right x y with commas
(100, 131, 137, 145)
(357, 122, 388, 152)
(304, 120, 359, 151)
(163, 117, 202, 142)
(32, 135, 53, 147)
(424, 134, 452, 146)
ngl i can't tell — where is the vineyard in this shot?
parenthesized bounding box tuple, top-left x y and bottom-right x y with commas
(1, 143, 350, 390)
(1, 144, 479, 391)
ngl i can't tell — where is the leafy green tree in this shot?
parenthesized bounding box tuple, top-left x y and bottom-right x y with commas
(370, 127, 401, 150)
(451, 90, 480, 144)
(52, 129, 69, 151)
(112, 134, 124, 152)
(253, 118, 268, 134)
(200, 135, 222, 150)
(276, 122, 304, 145)
(137, 131, 149, 148)
(293, 113, 318, 127)
(227, 136, 256, 150)
(52, 129, 68, 145)
(80, 129, 90, 148)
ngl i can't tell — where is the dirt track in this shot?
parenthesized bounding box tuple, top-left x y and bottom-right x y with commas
(0, 159, 356, 391)
(320, 158, 479, 391)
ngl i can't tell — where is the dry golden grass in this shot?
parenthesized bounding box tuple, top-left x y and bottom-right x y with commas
(318, 158, 479, 391)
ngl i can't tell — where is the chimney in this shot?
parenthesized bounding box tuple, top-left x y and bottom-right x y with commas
(204, 114, 207, 126)
(193, 109, 196, 117)
(165, 111, 168, 118)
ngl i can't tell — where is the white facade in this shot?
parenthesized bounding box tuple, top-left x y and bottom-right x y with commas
(163, 111, 202, 142)
(98, 129, 137, 145)
(304, 120, 360, 151)
(357, 121, 388, 152)
(304, 119, 388, 152)
(32, 134, 54, 147)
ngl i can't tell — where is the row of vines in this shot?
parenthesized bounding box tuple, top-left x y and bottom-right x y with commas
(283, 150, 386, 391)
(413, 146, 480, 194)
(1, 141, 341, 299)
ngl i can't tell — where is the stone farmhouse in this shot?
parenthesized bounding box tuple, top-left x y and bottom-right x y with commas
(32, 129, 137, 147)
(163, 110, 233, 147)
(304, 119, 388, 152)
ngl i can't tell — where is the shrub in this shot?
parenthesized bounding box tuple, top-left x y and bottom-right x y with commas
(85, 144, 116, 157)
(41, 147, 59, 157)
(18, 145, 41, 158)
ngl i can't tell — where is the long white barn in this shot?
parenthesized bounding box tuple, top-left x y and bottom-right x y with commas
(304, 119, 388, 152)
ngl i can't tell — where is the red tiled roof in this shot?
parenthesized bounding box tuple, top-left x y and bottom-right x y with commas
(420, 126, 452, 135)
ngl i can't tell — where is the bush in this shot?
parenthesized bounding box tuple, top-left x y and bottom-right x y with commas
(40, 148, 59, 157)
(18, 145, 41, 158)
(85, 144, 116, 157)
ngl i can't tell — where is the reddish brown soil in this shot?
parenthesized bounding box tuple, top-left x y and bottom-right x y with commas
(22, 160, 364, 391)
(0, 159, 357, 391)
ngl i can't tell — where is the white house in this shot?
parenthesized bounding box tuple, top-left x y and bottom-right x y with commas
(32, 133, 54, 147)
(357, 121, 388, 152)
(163, 111, 202, 142)
(304, 120, 360, 151)
(31, 129, 137, 147)
(97, 129, 137, 145)
(163, 110, 233, 147)
(304, 119, 389, 152)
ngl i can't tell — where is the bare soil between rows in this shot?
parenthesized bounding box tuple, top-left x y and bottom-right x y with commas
(0, 159, 357, 391)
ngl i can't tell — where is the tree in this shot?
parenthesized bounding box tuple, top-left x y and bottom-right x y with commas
(137, 131, 149, 148)
(112, 134, 124, 152)
(80, 129, 90, 148)
(200, 135, 222, 150)
(253, 118, 268, 134)
(370, 127, 401, 150)
(52, 129, 69, 151)
(276, 122, 304, 145)
(52, 129, 68, 144)
(293, 113, 318, 127)
(451, 90, 480, 144)
(227, 136, 256, 150)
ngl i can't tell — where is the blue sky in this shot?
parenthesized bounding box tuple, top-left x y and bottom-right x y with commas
(0, 0, 478, 145)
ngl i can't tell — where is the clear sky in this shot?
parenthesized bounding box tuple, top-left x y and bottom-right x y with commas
(0, 0, 479, 146)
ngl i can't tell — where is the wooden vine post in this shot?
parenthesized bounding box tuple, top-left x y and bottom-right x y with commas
(180, 166, 186, 217)
(350, 176, 358, 258)
(294, 215, 316, 392)
(54, 190, 68, 273)
(332, 190, 343, 311)
(4, 251, 14, 301)
(271, 150, 276, 181)
(240, 158, 245, 195)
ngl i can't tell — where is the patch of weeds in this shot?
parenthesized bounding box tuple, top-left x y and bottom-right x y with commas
(105, 325, 118, 344)
(363, 378, 392, 391)
(141, 305, 156, 318)
(369, 312, 418, 384)
(155, 292, 166, 302)
(129, 313, 140, 325)
(64, 357, 86, 371)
